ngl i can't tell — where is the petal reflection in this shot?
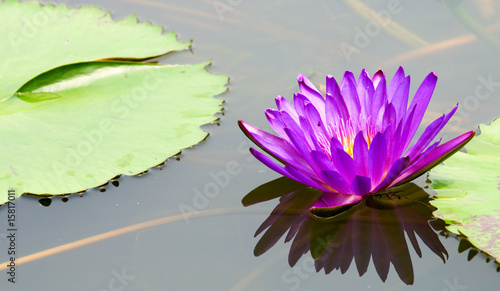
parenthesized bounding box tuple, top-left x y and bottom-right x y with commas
(243, 179, 448, 285)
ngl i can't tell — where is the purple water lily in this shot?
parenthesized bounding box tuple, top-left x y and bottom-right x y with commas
(238, 67, 475, 209)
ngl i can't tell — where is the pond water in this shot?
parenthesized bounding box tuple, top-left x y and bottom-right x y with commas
(1, 0, 500, 290)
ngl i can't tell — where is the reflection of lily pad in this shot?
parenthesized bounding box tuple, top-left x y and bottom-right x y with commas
(0, 1, 228, 205)
(429, 118, 500, 262)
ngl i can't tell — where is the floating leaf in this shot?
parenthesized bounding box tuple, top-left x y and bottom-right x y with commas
(1, 0, 191, 100)
(0, 1, 228, 204)
(429, 118, 500, 262)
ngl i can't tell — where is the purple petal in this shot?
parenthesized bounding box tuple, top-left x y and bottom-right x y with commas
(374, 102, 387, 133)
(330, 136, 344, 152)
(310, 150, 333, 172)
(353, 131, 369, 176)
(275, 95, 298, 122)
(391, 131, 475, 187)
(285, 164, 331, 192)
(299, 116, 323, 153)
(326, 75, 339, 95)
(357, 69, 375, 117)
(380, 103, 396, 136)
(371, 157, 409, 193)
(390, 75, 410, 122)
(293, 92, 309, 119)
(283, 125, 332, 180)
(385, 118, 403, 167)
(340, 71, 361, 118)
(283, 125, 311, 152)
(250, 148, 331, 193)
(280, 110, 314, 151)
(326, 92, 350, 125)
(239, 120, 313, 176)
(368, 132, 388, 186)
(311, 192, 363, 208)
(371, 74, 387, 121)
(238, 120, 300, 164)
(326, 75, 350, 124)
(297, 74, 325, 118)
(350, 175, 372, 196)
(304, 102, 329, 139)
(283, 127, 318, 172)
(408, 114, 444, 159)
(388, 66, 405, 101)
(331, 148, 357, 182)
(390, 106, 415, 165)
(265, 109, 287, 140)
(372, 69, 384, 89)
(406, 104, 458, 161)
(249, 148, 300, 182)
(404, 72, 438, 149)
(280, 110, 302, 135)
(411, 140, 440, 165)
(319, 170, 351, 194)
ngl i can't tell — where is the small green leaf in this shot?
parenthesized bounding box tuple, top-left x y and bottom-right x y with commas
(429, 118, 500, 262)
(1, 0, 191, 101)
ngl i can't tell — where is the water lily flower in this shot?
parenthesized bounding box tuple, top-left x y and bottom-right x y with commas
(238, 67, 475, 209)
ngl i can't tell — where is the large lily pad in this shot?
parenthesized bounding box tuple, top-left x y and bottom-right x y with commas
(0, 1, 228, 204)
(429, 118, 500, 262)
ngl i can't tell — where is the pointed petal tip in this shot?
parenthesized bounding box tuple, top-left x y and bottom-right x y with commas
(396, 66, 405, 75)
(249, 147, 266, 159)
(326, 74, 336, 84)
(465, 130, 476, 139)
(237, 119, 250, 132)
(454, 130, 475, 143)
(238, 121, 257, 142)
(439, 130, 475, 153)
(297, 74, 307, 83)
(426, 71, 438, 82)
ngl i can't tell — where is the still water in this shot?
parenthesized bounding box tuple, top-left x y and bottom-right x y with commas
(1, 0, 500, 290)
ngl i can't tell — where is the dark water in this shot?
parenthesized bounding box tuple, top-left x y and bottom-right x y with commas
(1, 0, 500, 290)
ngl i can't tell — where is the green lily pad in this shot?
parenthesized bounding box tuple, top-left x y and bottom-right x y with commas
(1, 0, 191, 101)
(429, 118, 500, 262)
(0, 1, 228, 204)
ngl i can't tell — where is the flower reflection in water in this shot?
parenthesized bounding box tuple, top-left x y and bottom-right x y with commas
(243, 178, 448, 285)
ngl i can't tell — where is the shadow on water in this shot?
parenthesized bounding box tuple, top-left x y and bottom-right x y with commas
(243, 178, 448, 285)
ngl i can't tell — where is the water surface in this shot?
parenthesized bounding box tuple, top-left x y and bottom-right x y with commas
(1, 0, 500, 290)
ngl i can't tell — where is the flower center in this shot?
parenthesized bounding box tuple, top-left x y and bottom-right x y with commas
(316, 118, 376, 159)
